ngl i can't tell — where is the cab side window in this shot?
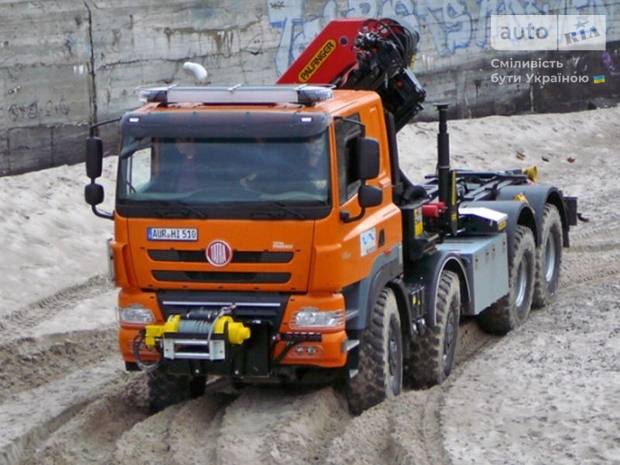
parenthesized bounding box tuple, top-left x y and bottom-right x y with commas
(335, 114, 363, 204)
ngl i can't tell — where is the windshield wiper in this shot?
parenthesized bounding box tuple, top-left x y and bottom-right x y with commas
(151, 200, 209, 219)
(265, 202, 308, 220)
(238, 201, 315, 220)
(138, 200, 322, 220)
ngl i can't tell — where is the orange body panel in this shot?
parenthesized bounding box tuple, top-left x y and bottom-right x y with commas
(119, 326, 160, 363)
(273, 331, 348, 367)
(311, 99, 402, 292)
(117, 288, 163, 362)
(127, 218, 315, 293)
(115, 90, 404, 371)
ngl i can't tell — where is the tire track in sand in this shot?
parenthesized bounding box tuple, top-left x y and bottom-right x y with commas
(322, 319, 496, 465)
(0, 358, 124, 465)
(21, 376, 149, 465)
(0, 275, 113, 338)
(0, 328, 117, 402)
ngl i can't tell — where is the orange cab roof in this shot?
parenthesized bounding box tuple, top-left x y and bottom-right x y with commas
(135, 89, 380, 117)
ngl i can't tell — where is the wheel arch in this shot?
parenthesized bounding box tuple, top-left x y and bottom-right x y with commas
(463, 200, 537, 253)
(385, 278, 414, 352)
(408, 251, 469, 328)
(496, 184, 570, 246)
(545, 189, 570, 247)
(343, 245, 403, 333)
(443, 258, 471, 316)
(517, 204, 537, 244)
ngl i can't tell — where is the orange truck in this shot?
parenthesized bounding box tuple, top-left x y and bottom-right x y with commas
(85, 19, 578, 413)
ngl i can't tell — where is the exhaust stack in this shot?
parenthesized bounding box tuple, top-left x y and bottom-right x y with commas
(436, 104, 458, 235)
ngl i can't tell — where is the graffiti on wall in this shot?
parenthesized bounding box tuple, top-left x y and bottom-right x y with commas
(267, 0, 617, 74)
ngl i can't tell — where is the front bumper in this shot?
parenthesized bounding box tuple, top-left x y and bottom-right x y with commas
(121, 326, 348, 376)
(118, 289, 349, 377)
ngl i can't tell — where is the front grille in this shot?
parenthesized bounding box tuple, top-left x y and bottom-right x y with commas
(158, 291, 289, 328)
(153, 270, 291, 284)
(148, 250, 293, 264)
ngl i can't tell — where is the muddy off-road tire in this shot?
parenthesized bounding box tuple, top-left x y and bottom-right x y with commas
(407, 270, 460, 388)
(148, 366, 206, 413)
(533, 204, 563, 308)
(347, 288, 403, 415)
(478, 225, 536, 335)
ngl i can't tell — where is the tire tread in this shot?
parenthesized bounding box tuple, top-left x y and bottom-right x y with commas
(478, 225, 536, 334)
(406, 270, 460, 388)
(148, 367, 206, 413)
(533, 204, 563, 308)
(347, 288, 401, 415)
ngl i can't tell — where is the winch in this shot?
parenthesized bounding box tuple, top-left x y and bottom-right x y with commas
(141, 310, 251, 362)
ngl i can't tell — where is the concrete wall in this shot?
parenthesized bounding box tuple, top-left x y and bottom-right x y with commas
(1, 2, 93, 175)
(267, 0, 620, 118)
(1, 0, 619, 175)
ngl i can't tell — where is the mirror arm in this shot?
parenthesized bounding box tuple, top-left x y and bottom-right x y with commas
(340, 179, 368, 224)
(89, 117, 121, 137)
(86, 177, 114, 220)
(340, 207, 366, 223)
(91, 204, 114, 220)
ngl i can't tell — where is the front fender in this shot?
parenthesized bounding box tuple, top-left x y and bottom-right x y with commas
(343, 244, 403, 332)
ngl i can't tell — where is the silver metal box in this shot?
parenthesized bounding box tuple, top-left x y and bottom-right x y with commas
(438, 234, 509, 314)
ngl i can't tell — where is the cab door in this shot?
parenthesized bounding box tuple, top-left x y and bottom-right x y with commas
(329, 103, 402, 288)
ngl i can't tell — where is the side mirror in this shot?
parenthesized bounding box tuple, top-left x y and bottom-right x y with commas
(85, 183, 104, 206)
(356, 137, 380, 180)
(86, 137, 103, 179)
(340, 184, 383, 224)
(358, 185, 383, 208)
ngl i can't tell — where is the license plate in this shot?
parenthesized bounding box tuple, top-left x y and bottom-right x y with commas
(147, 227, 198, 242)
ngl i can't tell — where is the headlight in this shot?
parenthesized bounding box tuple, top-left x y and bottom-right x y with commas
(117, 305, 154, 325)
(292, 308, 344, 330)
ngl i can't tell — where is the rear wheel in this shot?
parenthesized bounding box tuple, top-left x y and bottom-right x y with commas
(533, 204, 562, 308)
(347, 288, 403, 415)
(407, 270, 460, 388)
(478, 225, 536, 334)
(148, 366, 206, 413)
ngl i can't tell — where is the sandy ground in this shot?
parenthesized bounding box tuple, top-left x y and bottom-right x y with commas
(0, 105, 618, 465)
(0, 159, 116, 316)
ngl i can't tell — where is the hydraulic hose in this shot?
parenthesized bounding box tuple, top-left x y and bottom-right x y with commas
(132, 331, 160, 372)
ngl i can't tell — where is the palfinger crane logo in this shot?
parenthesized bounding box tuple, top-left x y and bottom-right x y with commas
(206, 240, 233, 267)
(298, 39, 336, 82)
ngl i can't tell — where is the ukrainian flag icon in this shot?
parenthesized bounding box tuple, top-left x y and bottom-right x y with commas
(593, 74, 606, 84)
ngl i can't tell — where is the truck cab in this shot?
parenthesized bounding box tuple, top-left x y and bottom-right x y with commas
(87, 86, 414, 406)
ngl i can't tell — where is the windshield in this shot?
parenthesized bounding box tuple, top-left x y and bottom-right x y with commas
(117, 134, 331, 218)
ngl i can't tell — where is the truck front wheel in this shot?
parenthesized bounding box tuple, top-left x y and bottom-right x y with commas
(148, 366, 206, 413)
(407, 270, 460, 388)
(347, 288, 403, 415)
(478, 225, 536, 334)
